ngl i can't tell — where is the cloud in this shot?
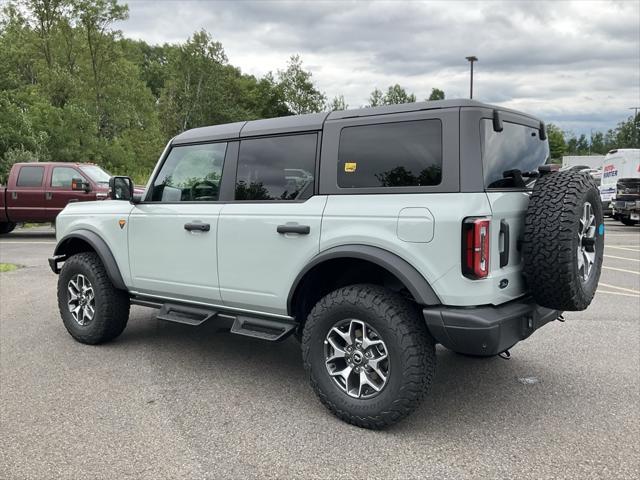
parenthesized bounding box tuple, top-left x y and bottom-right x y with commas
(120, 0, 640, 135)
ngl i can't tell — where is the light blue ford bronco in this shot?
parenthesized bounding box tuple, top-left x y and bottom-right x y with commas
(49, 99, 604, 428)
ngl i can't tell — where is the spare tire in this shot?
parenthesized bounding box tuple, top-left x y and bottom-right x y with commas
(522, 171, 604, 311)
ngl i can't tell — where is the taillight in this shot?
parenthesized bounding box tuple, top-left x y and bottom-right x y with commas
(462, 217, 490, 279)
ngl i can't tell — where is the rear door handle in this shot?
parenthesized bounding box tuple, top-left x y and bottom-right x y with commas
(184, 222, 210, 232)
(277, 224, 310, 235)
(45, 192, 53, 200)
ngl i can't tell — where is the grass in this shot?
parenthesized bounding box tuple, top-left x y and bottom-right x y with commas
(0, 263, 19, 272)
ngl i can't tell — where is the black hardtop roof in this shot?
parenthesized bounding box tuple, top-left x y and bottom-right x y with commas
(171, 99, 542, 145)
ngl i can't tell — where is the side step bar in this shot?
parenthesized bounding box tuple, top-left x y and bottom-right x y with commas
(230, 315, 296, 342)
(156, 304, 217, 326)
(131, 297, 296, 342)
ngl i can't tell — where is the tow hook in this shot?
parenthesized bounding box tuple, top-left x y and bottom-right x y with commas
(498, 350, 511, 360)
(556, 314, 565, 323)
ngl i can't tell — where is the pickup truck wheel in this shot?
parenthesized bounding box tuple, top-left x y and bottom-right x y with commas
(523, 170, 604, 311)
(57, 252, 130, 344)
(0, 222, 16, 234)
(302, 284, 435, 429)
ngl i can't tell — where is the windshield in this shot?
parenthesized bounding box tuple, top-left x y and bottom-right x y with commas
(481, 119, 550, 189)
(80, 165, 111, 184)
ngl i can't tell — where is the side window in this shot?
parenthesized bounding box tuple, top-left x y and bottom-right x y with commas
(235, 134, 317, 201)
(51, 167, 82, 188)
(16, 166, 45, 187)
(337, 120, 442, 188)
(150, 143, 227, 202)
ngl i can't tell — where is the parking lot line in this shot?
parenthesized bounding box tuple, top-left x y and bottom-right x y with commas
(596, 290, 640, 298)
(599, 282, 640, 294)
(603, 255, 640, 262)
(0, 241, 56, 245)
(602, 266, 639, 275)
(605, 246, 640, 252)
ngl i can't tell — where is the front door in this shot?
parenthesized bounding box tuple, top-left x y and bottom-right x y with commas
(217, 133, 325, 315)
(46, 166, 92, 219)
(128, 141, 229, 304)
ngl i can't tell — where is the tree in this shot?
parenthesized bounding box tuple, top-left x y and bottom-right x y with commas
(277, 54, 326, 114)
(368, 88, 384, 107)
(383, 84, 416, 105)
(427, 88, 445, 101)
(546, 123, 565, 161)
(72, 0, 129, 136)
(328, 94, 347, 111)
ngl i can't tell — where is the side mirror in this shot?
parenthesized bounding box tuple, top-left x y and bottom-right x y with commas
(71, 178, 91, 192)
(109, 176, 134, 201)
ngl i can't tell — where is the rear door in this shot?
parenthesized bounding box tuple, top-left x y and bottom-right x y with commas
(6, 165, 46, 222)
(128, 141, 229, 303)
(477, 113, 550, 298)
(45, 166, 93, 218)
(217, 133, 325, 315)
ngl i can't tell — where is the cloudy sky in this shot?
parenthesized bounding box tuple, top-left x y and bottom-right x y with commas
(120, 0, 639, 136)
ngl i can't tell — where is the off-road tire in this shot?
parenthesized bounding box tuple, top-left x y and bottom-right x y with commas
(0, 222, 16, 234)
(620, 217, 638, 226)
(302, 284, 436, 429)
(522, 171, 604, 311)
(57, 252, 130, 344)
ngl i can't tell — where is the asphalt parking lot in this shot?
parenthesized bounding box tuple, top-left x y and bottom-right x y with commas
(1, 219, 638, 479)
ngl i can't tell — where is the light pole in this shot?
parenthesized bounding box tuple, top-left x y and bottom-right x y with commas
(465, 56, 478, 99)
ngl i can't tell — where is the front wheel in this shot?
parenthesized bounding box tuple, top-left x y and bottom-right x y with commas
(0, 222, 16, 234)
(302, 284, 436, 429)
(57, 252, 130, 344)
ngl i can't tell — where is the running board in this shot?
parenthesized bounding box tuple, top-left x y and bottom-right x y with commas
(140, 299, 296, 341)
(230, 315, 296, 342)
(156, 304, 217, 326)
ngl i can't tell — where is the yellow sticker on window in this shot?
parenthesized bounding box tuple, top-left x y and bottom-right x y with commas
(344, 162, 357, 173)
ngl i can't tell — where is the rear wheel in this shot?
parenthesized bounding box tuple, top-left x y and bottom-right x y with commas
(0, 222, 16, 234)
(302, 284, 436, 429)
(57, 252, 130, 344)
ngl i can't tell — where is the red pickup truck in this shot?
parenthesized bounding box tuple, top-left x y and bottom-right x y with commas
(0, 162, 113, 234)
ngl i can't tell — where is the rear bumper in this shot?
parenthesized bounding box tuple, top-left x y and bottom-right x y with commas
(423, 298, 561, 356)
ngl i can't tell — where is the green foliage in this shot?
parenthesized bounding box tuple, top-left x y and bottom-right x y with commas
(383, 84, 416, 105)
(277, 54, 326, 114)
(563, 114, 639, 156)
(546, 123, 565, 161)
(328, 94, 348, 111)
(428, 88, 445, 101)
(0, 146, 40, 183)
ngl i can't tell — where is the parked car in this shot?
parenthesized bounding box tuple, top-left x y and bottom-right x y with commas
(48, 99, 604, 429)
(599, 149, 640, 223)
(0, 162, 143, 234)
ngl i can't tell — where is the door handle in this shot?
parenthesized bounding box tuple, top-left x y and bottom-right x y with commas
(45, 192, 53, 200)
(11, 191, 17, 200)
(277, 224, 310, 235)
(184, 222, 210, 232)
(499, 220, 510, 267)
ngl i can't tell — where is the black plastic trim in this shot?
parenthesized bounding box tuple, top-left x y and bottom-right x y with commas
(423, 297, 561, 356)
(53, 230, 126, 290)
(287, 244, 441, 315)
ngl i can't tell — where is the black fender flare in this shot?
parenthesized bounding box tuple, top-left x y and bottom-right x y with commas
(53, 229, 127, 290)
(287, 244, 441, 315)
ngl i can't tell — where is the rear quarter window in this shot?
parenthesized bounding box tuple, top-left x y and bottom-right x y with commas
(481, 119, 549, 189)
(16, 166, 45, 187)
(337, 119, 442, 188)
